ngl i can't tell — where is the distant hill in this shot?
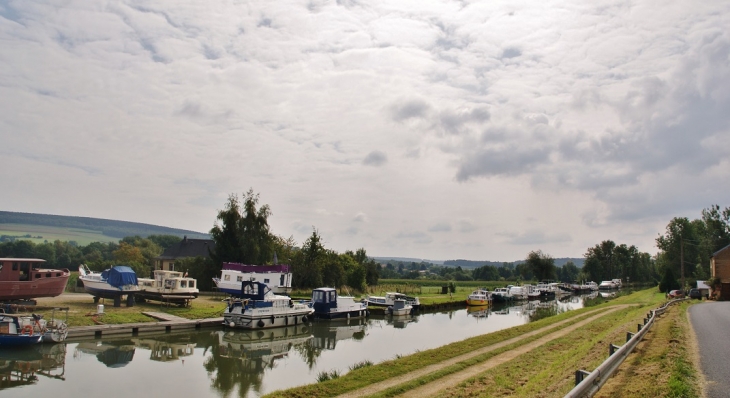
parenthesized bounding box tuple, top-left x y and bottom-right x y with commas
(0, 211, 209, 242)
(443, 258, 584, 268)
(373, 257, 584, 268)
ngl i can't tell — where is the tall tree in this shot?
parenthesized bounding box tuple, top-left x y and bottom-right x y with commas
(525, 250, 556, 281)
(292, 229, 325, 289)
(210, 189, 274, 266)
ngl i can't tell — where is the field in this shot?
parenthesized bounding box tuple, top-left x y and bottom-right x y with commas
(0, 223, 119, 245)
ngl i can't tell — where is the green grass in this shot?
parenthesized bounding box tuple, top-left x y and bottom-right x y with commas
(0, 223, 119, 245)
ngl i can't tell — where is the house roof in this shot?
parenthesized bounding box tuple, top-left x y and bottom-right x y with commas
(155, 237, 215, 260)
(712, 243, 730, 258)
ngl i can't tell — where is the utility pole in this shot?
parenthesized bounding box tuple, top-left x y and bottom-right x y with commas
(680, 235, 685, 291)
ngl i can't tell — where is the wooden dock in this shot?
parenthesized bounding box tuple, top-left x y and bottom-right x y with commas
(66, 313, 223, 340)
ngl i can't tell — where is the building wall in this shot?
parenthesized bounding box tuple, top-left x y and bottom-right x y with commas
(711, 246, 730, 300)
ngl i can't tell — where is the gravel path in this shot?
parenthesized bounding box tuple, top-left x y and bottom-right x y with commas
(337, 305, 629, 398)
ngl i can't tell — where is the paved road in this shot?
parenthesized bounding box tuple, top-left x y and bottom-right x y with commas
(689, 301, 730, 398)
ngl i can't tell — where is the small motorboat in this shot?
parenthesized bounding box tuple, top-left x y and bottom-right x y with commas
(387, 299, 412, 316)
(311, 287, 368, 319)
(364, 292, 420, 308)
(136, 270, 199, 306)
(0, 313, 68, 347)
(466, 289, 491, 306)
(223, 281, 314, 329)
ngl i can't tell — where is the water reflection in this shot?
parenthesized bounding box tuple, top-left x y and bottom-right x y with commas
(75, 341, 136, 368)
(1, 292, 605, 397)
(0, 344, 66, 390)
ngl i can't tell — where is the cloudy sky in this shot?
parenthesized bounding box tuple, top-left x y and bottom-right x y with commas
(1, 0, 728, 262)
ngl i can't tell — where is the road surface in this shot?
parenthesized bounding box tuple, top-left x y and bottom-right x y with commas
(689, 301, 730, 398)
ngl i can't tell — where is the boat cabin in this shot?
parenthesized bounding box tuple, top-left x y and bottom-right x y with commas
(312, 287, 338, 312)
(0, 258, 66, 282)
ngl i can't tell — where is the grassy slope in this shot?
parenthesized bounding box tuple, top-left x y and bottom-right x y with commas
(0, 223, 119, 245)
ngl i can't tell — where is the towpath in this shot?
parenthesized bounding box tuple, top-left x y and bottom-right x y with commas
(337, 305, 629, 398)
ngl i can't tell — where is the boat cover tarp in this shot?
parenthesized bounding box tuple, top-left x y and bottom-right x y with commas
(102, 266, 138, 288)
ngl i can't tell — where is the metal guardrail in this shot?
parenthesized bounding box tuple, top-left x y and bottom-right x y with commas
(564, 298, 686, 398)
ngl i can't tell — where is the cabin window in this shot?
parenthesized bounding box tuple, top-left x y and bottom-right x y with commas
(236, 276, 243, 282)
(264, 278, 270, 283)
(56, 273, 61, 277)
(224, 275, 230, 281)
(36, 274, 42, 278)
(180, 280, 187, 288)
(12, 263, 18, 271)
(313, 290, 324, 302)
(46, 273, 51, 278)
(329, 291, 336, 302)
(189, 281, 195, 288)
(280, 275, 285, 285)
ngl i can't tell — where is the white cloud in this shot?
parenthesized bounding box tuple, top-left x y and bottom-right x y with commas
(1, 0, 729, 261)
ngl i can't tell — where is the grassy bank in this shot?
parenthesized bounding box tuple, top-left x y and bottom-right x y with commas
(264, 288, 666, 398)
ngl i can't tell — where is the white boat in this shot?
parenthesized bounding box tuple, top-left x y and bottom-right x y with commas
(0, 312, 68, 346)
(528, 283, 557, 300)
(223, 281, 314, 329)
(586, 281, 599, 291)
(78, 264, 140, 307)
(136, 270, 199, 306)
(364, 292, 420, 308)
(466, 288, 491, 306)
(387, 299, 412, 316)
(213, 263, 292, 296)
(311, 287, 368, 319)
(508, 285, 529, 300)
(612, 278, 623, 288)
(599, 280, 618, 290)
(491, 287, 513, 303)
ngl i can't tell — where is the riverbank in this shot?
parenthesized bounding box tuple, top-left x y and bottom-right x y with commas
(263, 289, 702, 398)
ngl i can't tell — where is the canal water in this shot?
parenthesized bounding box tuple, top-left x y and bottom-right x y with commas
(1, 295, 596, 397)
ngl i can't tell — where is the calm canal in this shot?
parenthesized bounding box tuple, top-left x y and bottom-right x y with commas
(1, 295, 595, 397)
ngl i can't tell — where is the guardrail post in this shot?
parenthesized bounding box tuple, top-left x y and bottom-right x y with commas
(638, 323, 642, 332)
(609, 343, 620, 356)
(644, 317, 648, 325)
(575, 369, 591, 386)
(626, 332, 634, 342)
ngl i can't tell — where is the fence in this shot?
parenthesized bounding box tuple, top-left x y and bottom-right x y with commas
(564, 298, 686, 398)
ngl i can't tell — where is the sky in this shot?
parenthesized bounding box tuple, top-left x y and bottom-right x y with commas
(1, 0, 729, 262)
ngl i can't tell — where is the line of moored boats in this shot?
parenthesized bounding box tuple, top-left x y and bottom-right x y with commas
(466, 279, 623, 306)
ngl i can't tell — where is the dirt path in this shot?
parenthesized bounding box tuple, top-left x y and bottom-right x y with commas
(337, 305, 629, 398)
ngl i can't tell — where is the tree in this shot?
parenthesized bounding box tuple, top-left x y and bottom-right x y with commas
(210, 189, 274, 266)
(559, 261, 579, 282)
(525, 250, 555, 281)
(147, 234, 182, 250)
(292, 229, 325, 289)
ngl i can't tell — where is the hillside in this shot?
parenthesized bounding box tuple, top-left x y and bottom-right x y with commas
(373, 257, 584, 268)
(0, 211, 209, 244)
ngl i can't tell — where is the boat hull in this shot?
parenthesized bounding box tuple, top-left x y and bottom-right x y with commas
(81, 281, 139, 299)
(0, 334, 43, 347)
(466, 298, 490, 306)
(312, 308, 368, 320)
(0, 275, 70, 301)
(224, 309, 314, 329)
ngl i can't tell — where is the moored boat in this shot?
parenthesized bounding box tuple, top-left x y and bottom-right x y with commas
(598, 280, 618, 290)
(311, 287, 368, 319)
(223, 281, 314, 329)
(0, 309, 68, 344)
(213, 263, 293, 296)
(78, 264, 140, 307)
(136, 270, 199, 306)
(466, 288, 491, 306)
(387, 299, 412, 316)
(491, 287, 513, 303)
(0, 258, 70, 304)
(364, 292, 420, 308)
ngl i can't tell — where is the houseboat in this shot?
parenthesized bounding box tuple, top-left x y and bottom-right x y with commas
(78, 264, 139, 307)
(364, 292, 420, 309)
(136, 270, 199, 306)
(0, 258, 70, 304)
(311, 287, 368, 319)
(213, 263, 292, 296)
(223, 281, 314, 329)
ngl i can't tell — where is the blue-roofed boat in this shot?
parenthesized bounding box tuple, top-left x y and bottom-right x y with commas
(311, 287, 368, 320)
(223, 281, 314, 329)
(78, 264, 140, 307)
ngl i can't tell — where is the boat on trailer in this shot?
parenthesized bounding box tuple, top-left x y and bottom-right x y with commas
(0, 258, 70, 305)
(136, 270, 199, 306)
(78, 264, 140, 307)
(311, 287, 368, 320)
(223, 281, 313, 329)
(213, 263, 293, 296)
